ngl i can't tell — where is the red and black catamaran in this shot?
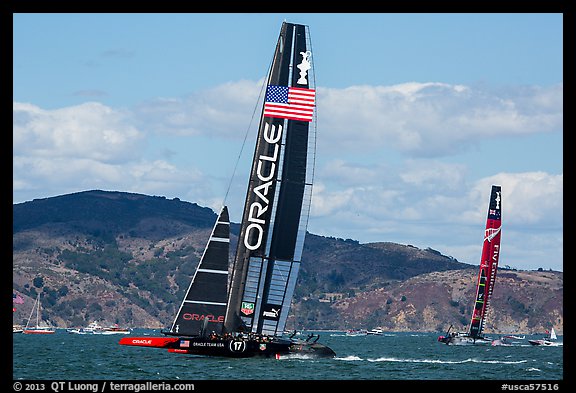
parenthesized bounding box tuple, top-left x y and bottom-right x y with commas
(120, 21, 335, 358)
(438, 185, 502, 345)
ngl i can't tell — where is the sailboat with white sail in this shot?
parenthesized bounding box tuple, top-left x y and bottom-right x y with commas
(529, 327, 562, 346)
(23, 293, 55, 334)
(120, 21, 335, 358)
(438, 185, 502, 345)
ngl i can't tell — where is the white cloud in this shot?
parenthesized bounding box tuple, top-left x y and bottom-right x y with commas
(12, 80, 563, 270)
(474, 172, 563, 226)
(126, 80, 563, 155)
(13, 101, 143, 163)
(132, 79, 262, 138)
(12, 102, 205, 202)
(308, 169, 562, 269)
(317, 82, 563, 156)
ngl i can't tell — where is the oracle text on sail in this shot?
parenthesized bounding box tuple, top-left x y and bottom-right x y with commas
(244, 122, 282, 251)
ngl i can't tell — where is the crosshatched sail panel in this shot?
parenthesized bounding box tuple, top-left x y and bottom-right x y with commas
(169, 206, 230, 336)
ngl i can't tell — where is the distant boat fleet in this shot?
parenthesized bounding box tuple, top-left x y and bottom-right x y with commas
(67, 321, 130, 335)
(14, 323, 561, 346)
(13, 293, 130, 335)
(345, 328, 384, 336)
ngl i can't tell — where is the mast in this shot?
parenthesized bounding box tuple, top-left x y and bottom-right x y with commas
(168, 206, 230, 336)
(37, 294, 40, 328)
(25, 293, 39, 330)
(224, 22, 316, 336)
(469, 185, 502, 338)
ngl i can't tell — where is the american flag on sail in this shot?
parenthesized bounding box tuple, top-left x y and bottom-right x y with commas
(263, 85, 316, 122)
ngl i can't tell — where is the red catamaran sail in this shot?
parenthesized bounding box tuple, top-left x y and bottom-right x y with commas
(469, 185, 502, 338)
(438, 185, 502, 345)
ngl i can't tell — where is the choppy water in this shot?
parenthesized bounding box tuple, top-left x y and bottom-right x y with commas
(13, 330, 563, 384)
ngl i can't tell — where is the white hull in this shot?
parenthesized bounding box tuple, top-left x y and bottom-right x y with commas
(491, 335, 524, 346)
(491, 338, 512, 346)
(447, 337, 492, 346)
(100, 329, 130, 335)
(68, 328, 129, 335)
(528, 339, 562, 347)
(345, 329, 368, 336)
(438, 333, 492, 345)
(529, 327, 561, 346)
(67, 329, 87, 334)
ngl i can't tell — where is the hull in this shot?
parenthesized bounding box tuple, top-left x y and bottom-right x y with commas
(491, 335, 523, 346)
(346, 329, 368, 336)
(491, 339, 512, 347)
(437, 334, 492, 345)
(120, 336, 335, 358)
(23, 328, 56, 334)
(528, 339, 562, 347)
(67, 329, 87, 334)
(101, 329, 130, 335)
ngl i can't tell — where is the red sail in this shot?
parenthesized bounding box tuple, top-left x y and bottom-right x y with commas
(469, 185, 502, 338)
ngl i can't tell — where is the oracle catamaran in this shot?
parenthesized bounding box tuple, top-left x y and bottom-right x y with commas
(120, 21, 335, 358)
(438, 185, 502, 345)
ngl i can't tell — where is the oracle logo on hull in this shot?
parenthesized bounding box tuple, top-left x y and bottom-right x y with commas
(182, 313, 224, 323)
(244, 122, 283, 251)
(132, 339, 152, 345)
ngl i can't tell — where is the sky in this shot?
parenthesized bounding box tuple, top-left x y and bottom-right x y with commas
(13, 13, 563, 272)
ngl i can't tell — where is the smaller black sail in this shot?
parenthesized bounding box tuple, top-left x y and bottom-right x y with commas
(167, 206, 230, 337)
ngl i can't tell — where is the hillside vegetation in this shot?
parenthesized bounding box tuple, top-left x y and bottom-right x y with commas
(12, 190, 563, 334)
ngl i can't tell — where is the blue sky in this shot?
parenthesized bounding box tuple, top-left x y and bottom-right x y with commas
(13, 13, 563, 271)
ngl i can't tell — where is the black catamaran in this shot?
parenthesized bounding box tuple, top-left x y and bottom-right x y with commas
(120, 21, 335, 358)
(438, 185, 502, 345)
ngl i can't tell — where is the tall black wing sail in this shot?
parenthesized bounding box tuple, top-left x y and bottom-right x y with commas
(169, 206, 230, 336)
(224, 22, 316, 336)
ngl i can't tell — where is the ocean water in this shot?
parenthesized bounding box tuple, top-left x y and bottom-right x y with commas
(13, 330, 563, 384)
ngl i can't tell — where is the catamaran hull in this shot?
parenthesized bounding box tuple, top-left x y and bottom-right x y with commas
(437, 335, 492, 345)
(119, 336, 336, 358)
(528, 340, 562, 347)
